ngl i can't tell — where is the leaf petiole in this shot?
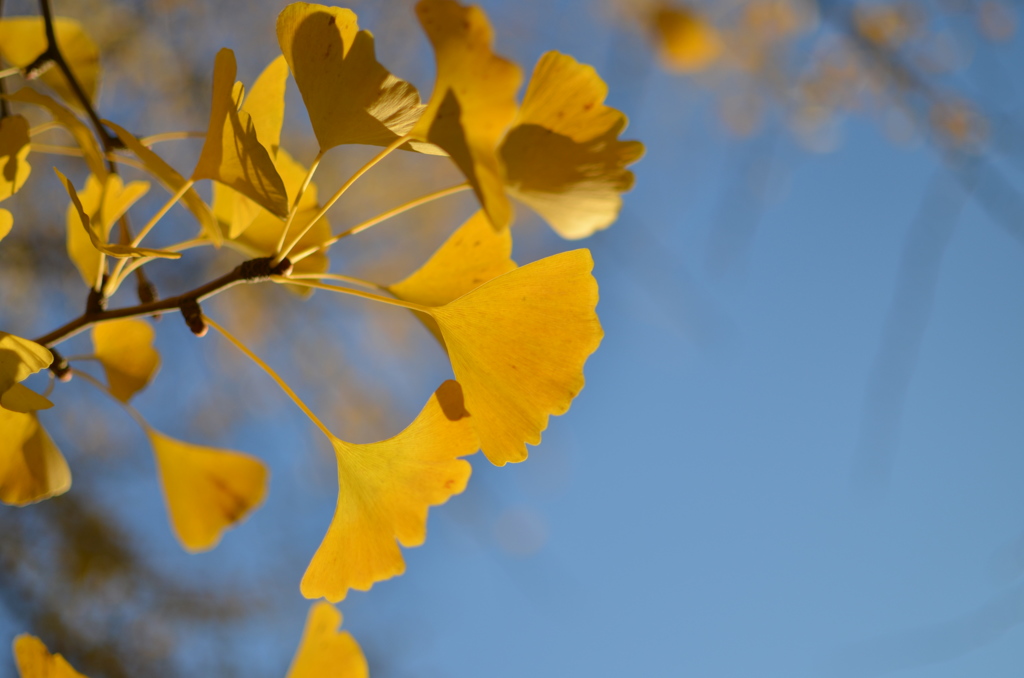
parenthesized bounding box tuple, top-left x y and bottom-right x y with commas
(204, 316, 336, 441)
(73, 368, 151, 432)
(288, 183, 471, 265)
(139, 131, 206, 145)
(273, 150, 325, 256)
(274, 135, 411, 266)
(272, 276, 430, 313)
(284, 272, 388, 292)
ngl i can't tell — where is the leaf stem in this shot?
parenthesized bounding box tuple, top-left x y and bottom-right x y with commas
(27, 144, 147, 173)
(204, 316, 336, 441)
(275, 135, 410, 265)
(139, 131, 206, 145)
(272, 276, 430, 313)
(28, 121, 61, 136)
(288, 183, 471, 265)
(273, 150, 324, 256)
(73, 368, 151, 432)
(132, 178, 193, 248)
(112, 238, 211, 290)
(285, 272, 388, 292)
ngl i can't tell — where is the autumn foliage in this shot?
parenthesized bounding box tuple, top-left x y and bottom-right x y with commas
(0, 0, 642, 675)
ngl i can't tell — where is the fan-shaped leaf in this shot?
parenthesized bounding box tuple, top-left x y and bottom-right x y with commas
(66, 174, 150, 286)
(389, 210, 516, 344)
(149, 429, 268, 553)
(301, 380, 478, 601)
(277, 3, 437, 154)
(244, 55, 289, 156)
(0, 409, 70, 506)
(428, 249, 602, 465)
(56, 169, 180, 260)
(193, 49, 288, 218)
(92, 319, 160, 403)
(411, 0, 522, 229)
(0, 17, 100, 111)
(501, 52, 644, 239)
(1, 383, 53, 413)
(0, 331, 52, 412)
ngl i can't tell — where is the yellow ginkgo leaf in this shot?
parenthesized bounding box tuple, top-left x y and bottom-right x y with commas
(193, 49, 289, 219)
(1, 382, 54, 413)
(389, 210, 516, 344)
(212, 181, 263, 241)
(501, 52, 644, 239)
(210, 57, 290, 240)
(411, 0, 522, 230)
(149, 428, 268, 553)
(285, 603, 368, 678)
(12, 634, 88, 678)
(0, 208, 11, 241)
(0, 409, 70, 506)
(0, 331, 52, 411)
(65, 174, 150, 286)
(244, 55, 289, 157)
(277, 3, 438, 154)
(0, 114, 31, 201)
(428, 249, 602, 465)
(56, 169, 181, 260)
(301, 380, 478, 602)
(0, 17, 100, 111)
(6, 88, 106, 180)
(105, 120, 220, 245)
(649, 5, 723, 73)
(92, 319, 160, 403)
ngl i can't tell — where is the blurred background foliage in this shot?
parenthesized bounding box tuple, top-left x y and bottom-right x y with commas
(0, 0, 1022, 676)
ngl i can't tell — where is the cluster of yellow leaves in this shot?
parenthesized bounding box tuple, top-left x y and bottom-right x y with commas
(0, 16, 103, 233)
(13, 601, 367, 678)
(278, 0, 642, 239)
(1, 0, 640, 644)
(0, 319, 266, 555)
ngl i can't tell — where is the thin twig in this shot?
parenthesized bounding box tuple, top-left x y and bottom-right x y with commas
(32, 257, 292, 348)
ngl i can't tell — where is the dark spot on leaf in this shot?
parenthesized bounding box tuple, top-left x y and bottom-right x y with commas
(436, 380, 470, 421)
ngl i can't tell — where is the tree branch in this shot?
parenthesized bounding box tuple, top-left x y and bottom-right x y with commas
(31, 0, 119, 155)
(0, 0, 8, 118)
(32, 257, 292, 349)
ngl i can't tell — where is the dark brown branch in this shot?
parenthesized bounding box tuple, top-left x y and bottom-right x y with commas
(0, 0, 8, 118)
(33, 0, 120, 155)
(31, 1, 159, 304)
(32, 257, 292, 348)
